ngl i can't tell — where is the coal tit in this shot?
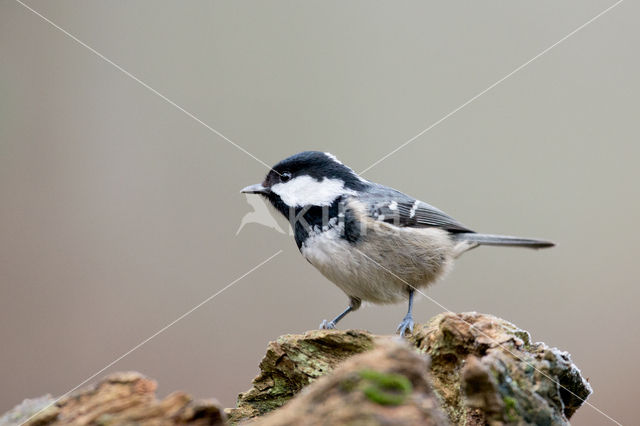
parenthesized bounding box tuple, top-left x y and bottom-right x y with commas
(241, 151, 553, 336)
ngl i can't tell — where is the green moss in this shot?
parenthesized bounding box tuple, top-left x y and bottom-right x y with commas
(358, 369, 413, 406)
(270, 375, 292, 396)
(514, 331, 530, 345)
(503, 396, 519, 422)
(252, 396, 292, 415)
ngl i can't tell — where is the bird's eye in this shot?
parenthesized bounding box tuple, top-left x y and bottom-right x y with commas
(280, 172, 292, 183)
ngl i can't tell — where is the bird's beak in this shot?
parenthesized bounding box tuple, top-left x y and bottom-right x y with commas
(240, 183, 271, 195)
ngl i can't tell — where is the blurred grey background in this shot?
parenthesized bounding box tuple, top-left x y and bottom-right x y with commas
(1, 1, 637, 424)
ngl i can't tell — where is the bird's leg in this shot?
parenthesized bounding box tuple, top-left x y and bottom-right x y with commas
(396, 288, 415, 337)
(320, 297, 361, 330)
(319, 306, 352, 330)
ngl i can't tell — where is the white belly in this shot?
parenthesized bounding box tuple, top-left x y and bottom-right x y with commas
(300, 220, 456, 305)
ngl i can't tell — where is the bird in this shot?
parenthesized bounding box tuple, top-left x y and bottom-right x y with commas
(241, 151, 554, 336)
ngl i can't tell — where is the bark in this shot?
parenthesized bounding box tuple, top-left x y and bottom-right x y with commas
(249, 339, 449, 426)
(2, 312, 592, 426)
(1, 372, 225, 426)
(229, 312, 591, 425)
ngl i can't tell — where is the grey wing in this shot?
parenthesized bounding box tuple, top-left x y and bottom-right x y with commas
(359, 185, 473, 233)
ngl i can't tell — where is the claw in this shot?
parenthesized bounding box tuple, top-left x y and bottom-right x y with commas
(319, 320, 336, 330)
(396, 315, 414, 337)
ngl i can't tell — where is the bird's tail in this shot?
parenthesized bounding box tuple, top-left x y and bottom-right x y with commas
(453, 232, 555, 249)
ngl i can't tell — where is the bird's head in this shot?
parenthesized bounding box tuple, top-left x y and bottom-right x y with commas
(241, 151, 367, 214)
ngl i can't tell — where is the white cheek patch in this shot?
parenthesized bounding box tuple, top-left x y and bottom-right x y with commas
(271, 175, 355, 207)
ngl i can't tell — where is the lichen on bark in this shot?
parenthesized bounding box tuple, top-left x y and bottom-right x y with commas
(226, 329, 375, 423)
(229, 312, 592, 425)
(248, 340, 449, 426)
(411, 312, 592, 424)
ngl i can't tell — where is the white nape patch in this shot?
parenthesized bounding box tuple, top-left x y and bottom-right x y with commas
(324, 152, 343, 165)
(388, 201, 398, 211)
(271, 175, 355, 207)
(325, 152, 369, 184)
(409, 200, 420, 218)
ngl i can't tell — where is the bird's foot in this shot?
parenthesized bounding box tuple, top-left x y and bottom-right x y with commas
(396, 315, 414, 337)
(319, 319, 336, 330)
(320, 320, 336, 330)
